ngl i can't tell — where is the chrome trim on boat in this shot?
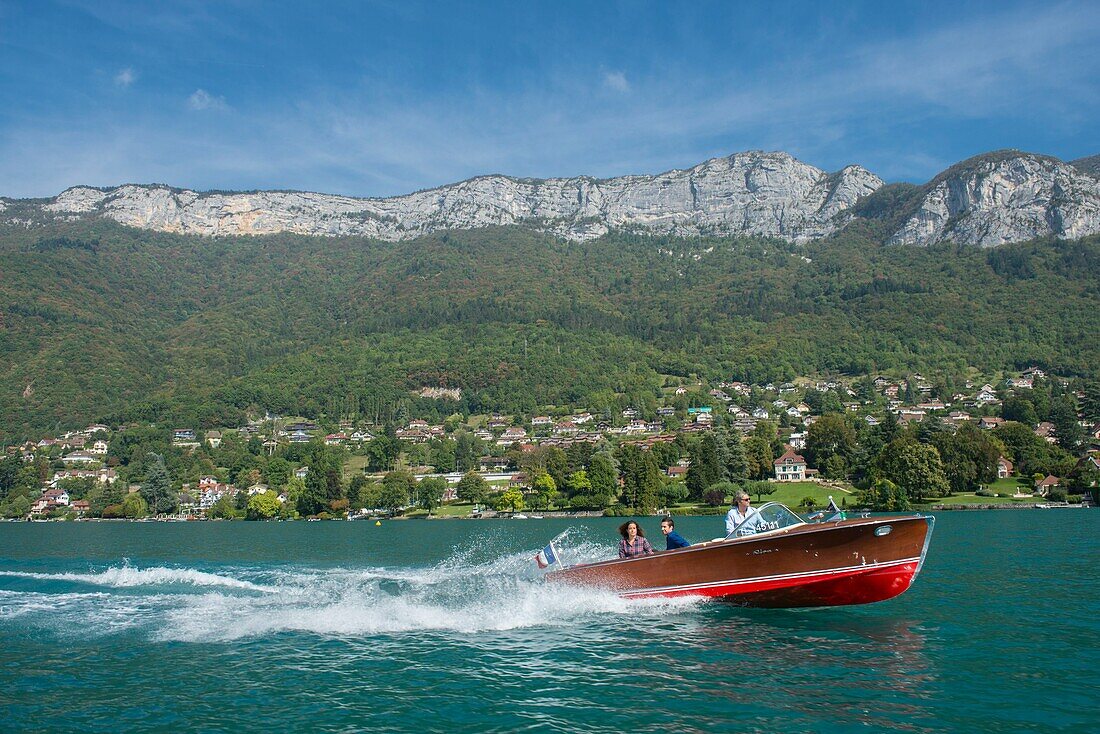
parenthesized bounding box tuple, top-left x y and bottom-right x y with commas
(914, 515, 935, 576)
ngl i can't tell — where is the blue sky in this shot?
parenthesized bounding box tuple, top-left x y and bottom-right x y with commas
(1, 0, 1097, 198)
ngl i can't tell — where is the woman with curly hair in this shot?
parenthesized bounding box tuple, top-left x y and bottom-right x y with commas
(617, 520, 654, 558)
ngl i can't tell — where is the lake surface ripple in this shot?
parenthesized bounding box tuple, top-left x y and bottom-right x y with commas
(1, 511, 1096, 733)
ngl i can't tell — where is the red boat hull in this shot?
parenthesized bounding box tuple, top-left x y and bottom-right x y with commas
(548, 515, 933, 608)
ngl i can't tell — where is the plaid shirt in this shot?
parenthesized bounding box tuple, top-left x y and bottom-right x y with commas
(618, 536, 654, 558)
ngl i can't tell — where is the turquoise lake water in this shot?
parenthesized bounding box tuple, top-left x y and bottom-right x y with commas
(1, 511, 1097, 733)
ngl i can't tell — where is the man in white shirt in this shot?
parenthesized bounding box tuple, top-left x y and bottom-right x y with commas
(725, 491, 756, 534)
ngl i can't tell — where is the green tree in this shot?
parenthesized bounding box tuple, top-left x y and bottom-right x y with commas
(822, 454, 848, 480)
(494, 488, 525, 513)
(365, 433, 401, 472)
(453, 430, 482, 472)
(346, 474, 368, 510)
(3, 494, 32, 518)
(1002, 396, 1038, 426)
(857, 478, 911, 511)
(121, 492, 148, 518)
(805, 413, 856, 474)
(455, 470, 489, 505)
(931, 423, 1001, 494)
(617, 445, 662, 512)
(208, 495, 239, 519)
(718, 428, 748, 481)
(705, 480, 739, 506)
(566, 469, 591, 497)
(532, 471, 557, 510)
(744, 479, 776, 503)
(875, 438, 950, 502)
(265, 457, 292, 488)
(418, 476, 448, 515)
(685, 433, 722, 500)
(659, 481, 689, 505)
(743, 435, 774, 480)
(380, 470, 414, 513)
(246, 491, 281, 520)
(140, 453, 176, 515)
(1049, 396, 1084, 452)
(87, 480, 125, 517)
(297, 463, 329, 516)
(587, 453, 618, 503)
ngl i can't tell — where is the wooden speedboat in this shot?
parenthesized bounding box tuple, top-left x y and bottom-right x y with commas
(546, 502, 934, 608)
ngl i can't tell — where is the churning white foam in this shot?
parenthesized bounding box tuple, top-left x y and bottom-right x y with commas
(0, 566, 277, 592)
(3, 534, 706, 642)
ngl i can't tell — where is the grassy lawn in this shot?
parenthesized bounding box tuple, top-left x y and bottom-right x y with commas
(749, 481, 854, 509)
(918, 477, 1038, 505)
(428, 502, 479, 517)
(925, 493, 1035, 505)
(345, 455, 370, 475)
(988, 477, 1034, 495)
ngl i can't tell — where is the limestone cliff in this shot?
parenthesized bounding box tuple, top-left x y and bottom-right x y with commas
(16, 149, 1100, 246)
(886, 151, 1100, 247)
(37, 152, 881, 243)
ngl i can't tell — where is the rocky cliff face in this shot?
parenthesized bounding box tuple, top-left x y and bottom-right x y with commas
(16, 149, 1100, 246)
(37, 152, 881, 243)
(886, 152, 1100, 247)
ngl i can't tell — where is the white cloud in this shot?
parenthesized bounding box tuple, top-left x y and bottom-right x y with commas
(188, 89, 227, 111)
(114, 67, 135, 87)
(602, 70, 630, 93)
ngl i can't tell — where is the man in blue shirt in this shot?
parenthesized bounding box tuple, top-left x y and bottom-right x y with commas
(660, 517, 691, 550)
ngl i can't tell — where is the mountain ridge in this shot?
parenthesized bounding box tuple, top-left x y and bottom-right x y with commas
(6, 149, 1100, 247)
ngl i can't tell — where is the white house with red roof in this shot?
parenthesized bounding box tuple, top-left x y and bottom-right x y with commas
(774, 448, 808, 481)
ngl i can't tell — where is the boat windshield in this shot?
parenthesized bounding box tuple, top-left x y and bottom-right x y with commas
(731, 502, 805, 537)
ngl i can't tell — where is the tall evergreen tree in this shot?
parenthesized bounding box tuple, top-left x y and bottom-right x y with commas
(587, 453, 619, 504)
(686, 433, 723, 500)
(140, 452, 176, 515)
(719, 428, 748, 481)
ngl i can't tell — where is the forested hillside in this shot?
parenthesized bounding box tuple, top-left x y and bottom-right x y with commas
(1, 220, 1097, 440)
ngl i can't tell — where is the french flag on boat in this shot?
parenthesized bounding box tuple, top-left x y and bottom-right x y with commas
(535, 541, 559, 569)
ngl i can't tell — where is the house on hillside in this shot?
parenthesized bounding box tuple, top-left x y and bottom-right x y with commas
(774, 448, 809, 481)
(62, 451, 97, 465)
(1035, 475, 1061, 497)
(479, 456, 511, 472)
(42, 488, 70, 506)
(1034, 422, 1057, 443)
(205, 430, 222, 448)
(997, 456, 1014, 479)
(497, 427, 527, 446)
(978, 416, 1005, 430)
(172, 429, 196, 443)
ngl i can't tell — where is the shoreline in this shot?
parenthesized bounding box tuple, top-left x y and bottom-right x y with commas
(4, 503, 1093, 522)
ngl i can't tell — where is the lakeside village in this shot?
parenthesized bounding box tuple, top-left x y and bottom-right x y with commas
(2, 368, 1098, 522)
